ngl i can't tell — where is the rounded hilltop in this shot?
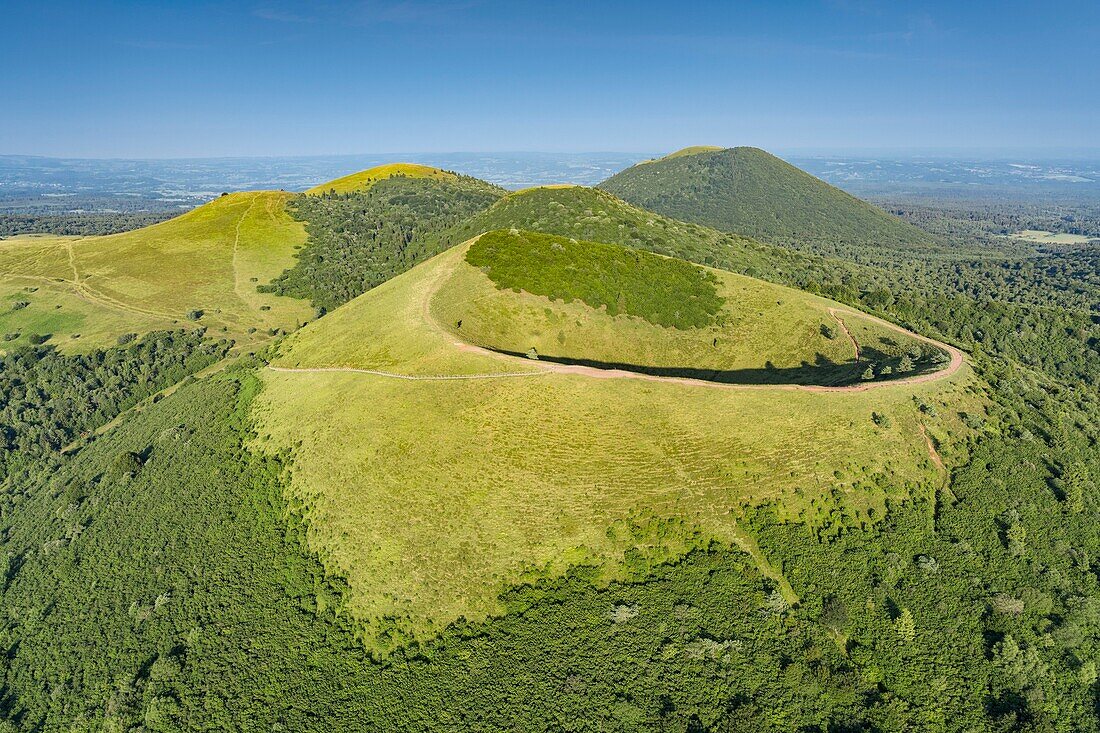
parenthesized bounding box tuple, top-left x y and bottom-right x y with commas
(600, 145, 939, 255)
(305, 162, 457, 195)
(641, 145, 726, 164)
(434, 228, 953, 387)
(256, 228, 973, 653)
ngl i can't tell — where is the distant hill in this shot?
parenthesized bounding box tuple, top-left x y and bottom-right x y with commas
(0, 191, 312, 352)
(599, 147, 939, 258)
(305, 163, 457, 195)
(266, 171, 504, 311)
(445, 184, 828, 285)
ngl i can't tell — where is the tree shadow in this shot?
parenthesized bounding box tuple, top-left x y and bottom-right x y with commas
(489, 346, 945, 387)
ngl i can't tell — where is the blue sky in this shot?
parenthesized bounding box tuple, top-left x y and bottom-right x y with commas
(2, 0, 1097, 157)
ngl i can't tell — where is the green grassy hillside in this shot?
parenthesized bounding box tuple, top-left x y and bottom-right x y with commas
(255, 239, 975, 652)
(599, 147, 940, 258)
(438, 230, 946, 385)
(3, 364, 1010, 731)
(643, 145, 724, 162)
(304, 162, 457, 195)
(0, 192, 313, 351)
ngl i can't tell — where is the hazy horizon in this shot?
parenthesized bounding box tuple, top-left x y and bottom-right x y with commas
(3, 1, 1096, 158)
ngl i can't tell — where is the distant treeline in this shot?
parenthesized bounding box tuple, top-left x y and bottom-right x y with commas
(0, 212, 176, 237)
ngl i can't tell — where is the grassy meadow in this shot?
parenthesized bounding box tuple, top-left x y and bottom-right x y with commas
(0, 192, 313, 351)
(1010, 229, 1094, 245)
(254, 242, 980, 652)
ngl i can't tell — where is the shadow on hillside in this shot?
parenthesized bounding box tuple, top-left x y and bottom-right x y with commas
(489, 345, 944, 387)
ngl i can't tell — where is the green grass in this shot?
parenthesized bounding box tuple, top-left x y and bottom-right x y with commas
(436, 238, 938, 383)
(0, 192, 313, 351)
(305, 163, 456, 195)
(1010, 229, 1094, 245)
(255, 242, 979, 652)
(599, 147, 940, 257)
(641, 145, 724, 163)
(466, 229, 724, 329)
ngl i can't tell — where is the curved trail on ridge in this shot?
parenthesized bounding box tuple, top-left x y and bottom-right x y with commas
(269, 257, 965, 394)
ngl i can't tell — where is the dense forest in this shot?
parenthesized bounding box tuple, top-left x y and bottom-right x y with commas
(0, 212, 175, 237)
(0, 330, 229, 482)
(0, 184, 1099, 729)
(260, 174, 503, 312)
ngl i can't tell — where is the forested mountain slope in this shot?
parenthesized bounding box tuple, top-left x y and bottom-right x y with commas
(445, 184, 839, 286)
(262, 169, 504, 311)
(599, 147, 939, 258)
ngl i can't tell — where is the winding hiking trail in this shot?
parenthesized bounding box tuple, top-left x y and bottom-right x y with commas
(829, 307, 860, 361)
(266, 365, 547, 382)
(268, 256, 965, 394)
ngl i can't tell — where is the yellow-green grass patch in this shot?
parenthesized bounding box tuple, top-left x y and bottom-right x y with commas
(305, 163, 456, 195)
(1009, 229, 1093, 245)
(254, 242, 980, 652)
(638, 145, 725, 165)
(0, 192, 312, 351)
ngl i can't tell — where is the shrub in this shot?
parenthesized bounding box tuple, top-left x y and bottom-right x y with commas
(112, 451, 144, 478)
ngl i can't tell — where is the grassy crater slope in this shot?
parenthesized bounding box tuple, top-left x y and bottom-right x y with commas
(0, 192, 312, 351)
(599, 147, 939, 257)
(254, 241, 978, 653)
(438, 230, 945, 385)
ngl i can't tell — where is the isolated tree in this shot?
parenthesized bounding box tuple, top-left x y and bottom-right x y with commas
(1006, 522, 1028, 556)
(894, 608, 916, 643)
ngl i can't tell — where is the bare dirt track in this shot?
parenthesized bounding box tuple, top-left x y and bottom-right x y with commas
(268, 260, 965, 394)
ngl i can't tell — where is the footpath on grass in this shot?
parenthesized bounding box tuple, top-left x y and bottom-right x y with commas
(267, 243, 965, 393)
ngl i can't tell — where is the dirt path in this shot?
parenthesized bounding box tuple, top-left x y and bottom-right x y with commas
(919, 423, 946, 471)
(829, 308, 860, 361)
(270, 246, 966, 394)
(442, 335, 964, 394)
(267, 365, 547, 382)
(231, 196, 260, 309)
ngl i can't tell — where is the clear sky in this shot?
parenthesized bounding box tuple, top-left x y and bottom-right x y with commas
(2, 0, 1097, 158)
